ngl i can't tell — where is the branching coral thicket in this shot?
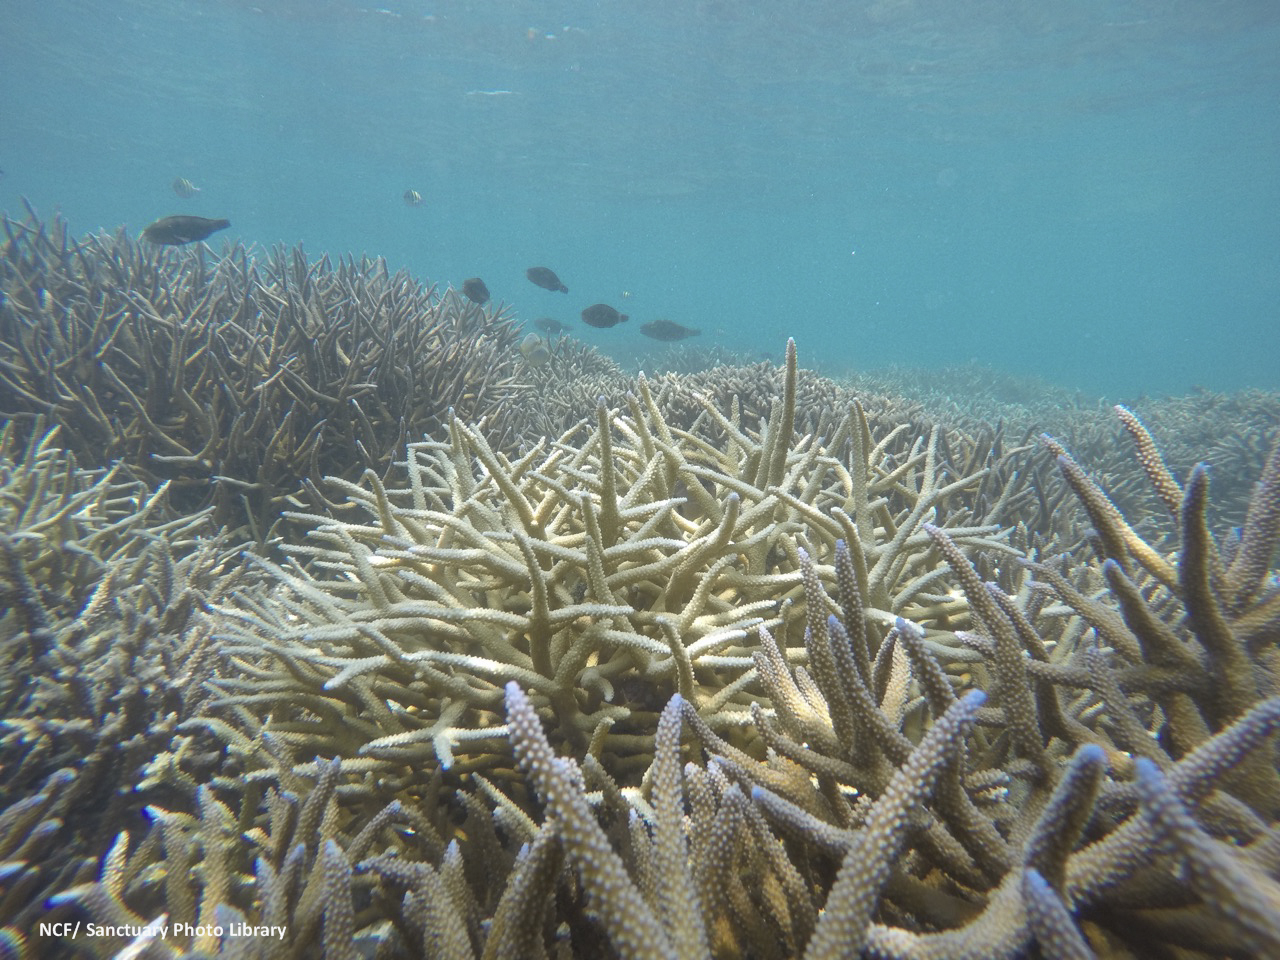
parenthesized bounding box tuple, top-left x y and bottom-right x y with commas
(846, 362, 1280, 535)
(510, 335, 628, 443)
(9, 337, 1279, 959)
(0, 421, 246, 956)
(457, 412, 1280, 959)
(0, 203, 529, 540)
(1031, 411, 1280, 777)
(630, 341, 763, 376)
(207, 341, 1016, 784)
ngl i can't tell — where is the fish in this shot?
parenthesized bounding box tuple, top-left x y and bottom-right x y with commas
(534, 317, 570, 335)
(141, 215, 231, 245)
(404, 189, 423, 207)
(518, 333, 552, 367)
(171, 177, 201, 198)
(639, 318, 700, 341)
(526, 266, 568, 293)
(672, 474, 712, 522)
(461, 278, 490, 305)
(581, 303, 628, 328)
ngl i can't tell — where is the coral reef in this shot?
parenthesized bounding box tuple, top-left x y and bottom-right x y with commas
(0, 271, 1277, 959)
(35, 412, 1280, 954)
(0, 204, 529, 541)
(0, 421, 244, 957)
(206, 341, 1016, 782)
(845, 363, 1280, 533)
(508, 335, 628, 446)
(628, 342, 765, 376)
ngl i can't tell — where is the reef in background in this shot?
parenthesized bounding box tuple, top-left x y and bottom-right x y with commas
(1, 210, 1278, 959)
(0, 204, 530, 542)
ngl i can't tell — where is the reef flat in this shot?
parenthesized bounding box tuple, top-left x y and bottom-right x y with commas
(2, 209, 1279, 959)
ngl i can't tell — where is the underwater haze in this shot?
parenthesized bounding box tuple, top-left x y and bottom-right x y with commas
(2, 0, 1278, 398)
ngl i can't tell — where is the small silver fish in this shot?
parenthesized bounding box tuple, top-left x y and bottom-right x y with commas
(404, 189, 424, 207)
(171, 177, 201, 198)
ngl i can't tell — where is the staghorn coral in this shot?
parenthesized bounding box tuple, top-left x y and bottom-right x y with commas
(501, 338, 1274, 558)
(501, 341, 1003, 474)
(0, 421, 245, 957)
(1037, 409, 1280, 734)
(0, 203, 530, 540)
(46, 678, 1279, 958)
(836, 362, 1280, 542)
(46, 753, 419, 960)
(505, 335, 628, 447)
(1101, 390, 1280, 531)
(480, 410, 1275, 959)
(628, 342, 764, 377)
(203, 341, 1016, 787)
(8, 338, 1280, 959)
(468, 430, 1279, 958)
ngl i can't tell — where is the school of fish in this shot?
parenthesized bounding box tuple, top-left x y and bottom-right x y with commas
(143, 180, 704, 363)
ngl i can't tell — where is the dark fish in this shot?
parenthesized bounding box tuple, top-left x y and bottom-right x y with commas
(639, 318, 700, 342)
(141, 215, 230, 245)
(581, 303, 628, 328)
(461, 277, 490, 304)
(526, 266, 568, 293)
(535, 317, 570, 335)
(171, 177, 200, 198)
(404, 189, 423, 207)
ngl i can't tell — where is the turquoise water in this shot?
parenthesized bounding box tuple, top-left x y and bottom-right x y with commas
(3, 0, 1277, 397)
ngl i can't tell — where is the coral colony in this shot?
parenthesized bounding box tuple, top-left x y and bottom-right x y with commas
(1, 205, 1279, 958)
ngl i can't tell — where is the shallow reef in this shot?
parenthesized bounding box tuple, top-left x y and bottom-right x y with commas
(0, 204, 530, 541)
(1, 213, 1279, 959)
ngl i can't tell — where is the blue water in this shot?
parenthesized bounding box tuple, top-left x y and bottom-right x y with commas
(3, 0, 1277, 398)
